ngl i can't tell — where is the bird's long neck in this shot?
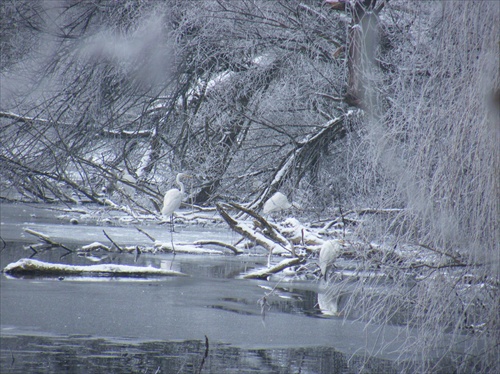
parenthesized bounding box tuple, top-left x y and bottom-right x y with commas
(176, 174, 185, 194)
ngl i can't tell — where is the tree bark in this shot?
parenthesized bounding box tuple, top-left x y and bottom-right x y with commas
(344, 1, 386, 108)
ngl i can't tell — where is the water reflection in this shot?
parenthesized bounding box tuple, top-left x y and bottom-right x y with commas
(0, 334, 401, 374)
(0, 203, 468, 373)
(317, 289, 347, 317)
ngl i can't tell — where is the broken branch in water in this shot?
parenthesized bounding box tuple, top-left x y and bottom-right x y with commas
(102, 230, 123, 252)
(80, 242, 112, 252)
(24, 228, 73, 253)
(0, 235, 6, 251)
(135, 226, 156, 242)
(192, 240, 244, 255)
(242, 257, 304, 279)
(196, 335, 209, 374)
(154, 242, 224, 255)
(229, 202, 295, 256)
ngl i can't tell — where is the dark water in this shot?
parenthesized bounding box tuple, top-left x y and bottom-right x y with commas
(0, 334, 402, 374)
(0, 203, 406, 373)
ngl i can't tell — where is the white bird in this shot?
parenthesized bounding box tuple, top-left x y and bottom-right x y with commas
(263, 192, 298, 214)
(319, 240, 343, 277)
(161, 173, 191, 221)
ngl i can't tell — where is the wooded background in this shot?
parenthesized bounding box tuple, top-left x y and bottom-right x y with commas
(1, 1, 498, 371)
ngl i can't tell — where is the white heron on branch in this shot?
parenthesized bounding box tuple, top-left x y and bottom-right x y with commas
(263, 192, 300, 215)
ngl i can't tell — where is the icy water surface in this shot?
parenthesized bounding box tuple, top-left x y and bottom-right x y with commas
(0, 203, 405, 373)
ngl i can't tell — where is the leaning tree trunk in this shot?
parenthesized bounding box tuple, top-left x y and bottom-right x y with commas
(247, 113, 357, 211)
(248, 0, 389, 210)
(342, 0, 386, 108)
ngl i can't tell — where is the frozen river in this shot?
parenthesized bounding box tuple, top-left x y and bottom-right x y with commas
(0, 203, 406, 373)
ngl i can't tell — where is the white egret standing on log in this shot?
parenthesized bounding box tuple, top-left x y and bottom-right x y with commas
(263, 192, 300, 214)
(319, 240, 343, 278)
(162, 173, 191, 221)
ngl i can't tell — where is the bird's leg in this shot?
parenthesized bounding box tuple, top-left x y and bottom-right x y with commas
(170, 214, 176, 254)
(170, 214, 181, 233)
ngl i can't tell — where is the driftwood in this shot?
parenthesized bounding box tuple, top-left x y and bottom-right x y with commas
(242, 257, 304, 280)
(135, 226, 239, 255)
(80, 242, 112, 252)
(192, 240, 243, 255)
(24, 228, 73, 253)
(229, 202, 293, 254)
(216, 203, 294, 255)
(135, 226, 157, 242)
(153, 242, 225, 255)
(2, 258, 188, 277)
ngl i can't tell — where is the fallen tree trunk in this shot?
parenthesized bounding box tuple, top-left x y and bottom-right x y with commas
(242, 257, 304, 280)
(228, 202, 293, 253)
(192, 240, 244, 255)
(216, 203, 294, 255)
(248, 114, 352, 212)
(2, 258, 188, 277)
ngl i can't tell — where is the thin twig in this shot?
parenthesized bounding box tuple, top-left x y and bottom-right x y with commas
(102, 230, 122, 252)
(135, 226, 156, 242)
(196, 335, 209, 374)
(416, 243, 465, 265)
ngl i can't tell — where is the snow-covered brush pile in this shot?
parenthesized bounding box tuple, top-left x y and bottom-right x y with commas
(54, 203, 222, 227)
(16, 203, 479, 283)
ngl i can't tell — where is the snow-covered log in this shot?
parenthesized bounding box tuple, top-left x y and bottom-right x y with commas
(229, 202, 292, 251)
(242, 257, 304, 280)
(24, 228, 73, 252)
(154, 242, 224, 255)
(80, 242, 112, 252)
(192, 240, 244, 255)
(2, 258, 188, 277)
(216, 203, 294, 255)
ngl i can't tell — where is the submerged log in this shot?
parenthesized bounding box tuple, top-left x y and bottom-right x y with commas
(2, 258, 188, 277)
